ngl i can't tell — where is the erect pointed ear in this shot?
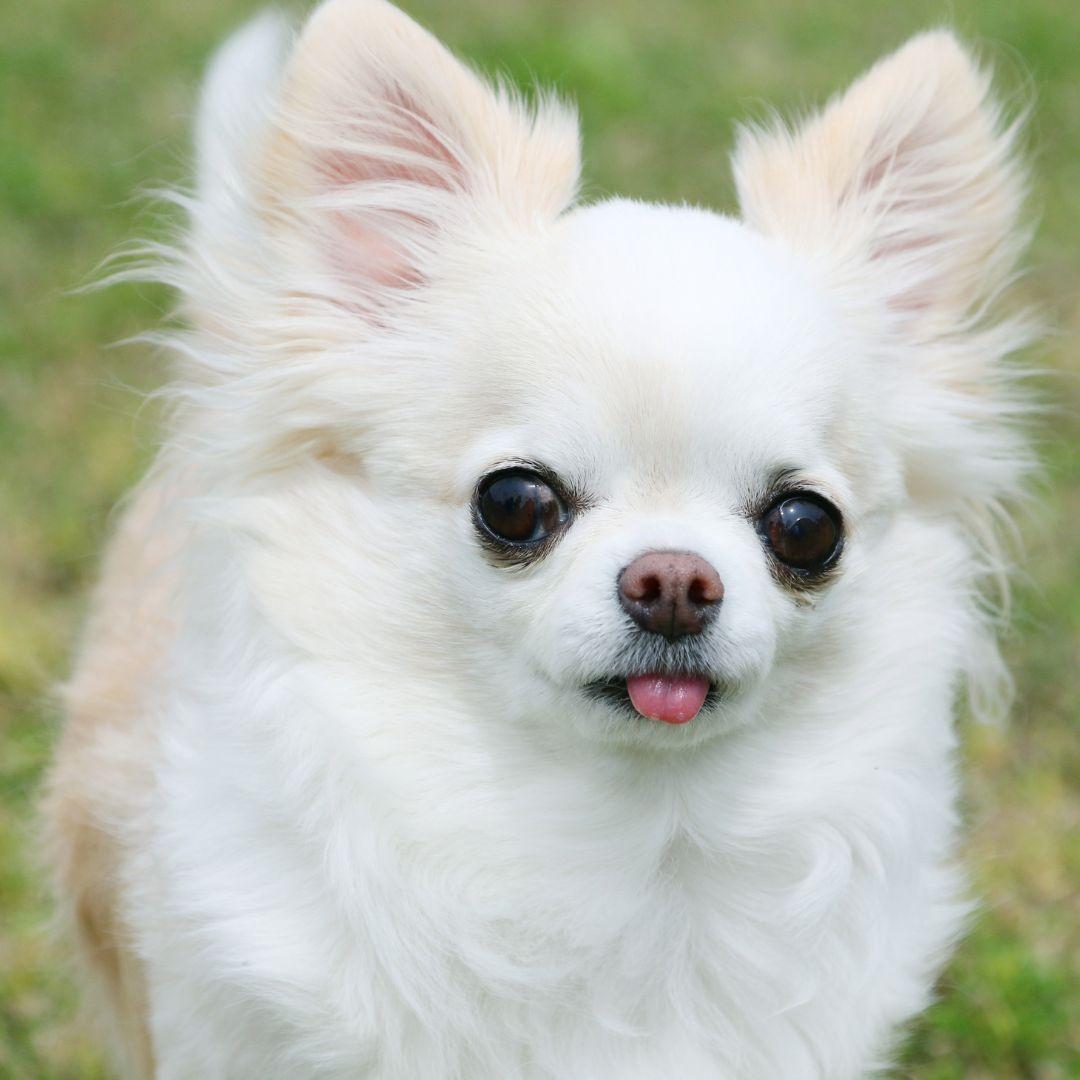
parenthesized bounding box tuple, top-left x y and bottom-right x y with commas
(255, 0, 579, 302)
(732, 31, 1026, 333)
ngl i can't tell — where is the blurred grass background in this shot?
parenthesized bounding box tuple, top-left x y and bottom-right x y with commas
(1, 0, 1076, 1076)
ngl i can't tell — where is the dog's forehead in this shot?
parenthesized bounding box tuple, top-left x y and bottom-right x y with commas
(469, 200, 853, 487)
(550, 199, 840, 377)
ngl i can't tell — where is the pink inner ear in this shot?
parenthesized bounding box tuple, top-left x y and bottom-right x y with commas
(316, 82, 464, 293)
(334, 220, 422, 289)
(854, 127, 965, 316)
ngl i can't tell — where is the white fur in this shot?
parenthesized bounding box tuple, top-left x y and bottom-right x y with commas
(88, 2, 1035, 1076)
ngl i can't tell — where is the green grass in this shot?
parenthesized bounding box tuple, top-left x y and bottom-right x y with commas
(1, 1, 1076, 1075)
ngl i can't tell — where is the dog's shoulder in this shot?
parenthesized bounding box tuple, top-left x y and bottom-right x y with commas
(42, 465, 191, 1078)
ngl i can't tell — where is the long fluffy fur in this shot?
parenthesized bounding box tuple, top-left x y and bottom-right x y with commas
(46, 4, 1036, 1077)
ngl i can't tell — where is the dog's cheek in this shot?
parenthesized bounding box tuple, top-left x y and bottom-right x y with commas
(508, 532, 628, 687)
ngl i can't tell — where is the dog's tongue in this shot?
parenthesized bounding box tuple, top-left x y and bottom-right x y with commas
(625, 674, 709, 725)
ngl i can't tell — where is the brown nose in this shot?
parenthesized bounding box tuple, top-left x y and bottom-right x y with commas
(617, 550, 724, 640)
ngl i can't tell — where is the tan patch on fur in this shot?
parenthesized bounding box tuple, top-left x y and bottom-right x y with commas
(42, 469, 190, 1078)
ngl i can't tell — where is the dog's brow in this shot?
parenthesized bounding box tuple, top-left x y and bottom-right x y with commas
(768, 466, 802, 491)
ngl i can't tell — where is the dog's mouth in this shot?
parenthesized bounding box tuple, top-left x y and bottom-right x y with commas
(584, 673, 719, 725)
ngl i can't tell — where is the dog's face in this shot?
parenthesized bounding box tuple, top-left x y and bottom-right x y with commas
(187, 2, 1029, 748)
(420, 204, 873, 747)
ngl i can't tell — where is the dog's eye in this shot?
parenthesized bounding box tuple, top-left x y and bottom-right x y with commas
(758, 494, 842, 574)
(475, 469, 569, 546)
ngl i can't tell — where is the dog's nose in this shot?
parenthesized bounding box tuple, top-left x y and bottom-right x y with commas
(617, 551, 724, 640)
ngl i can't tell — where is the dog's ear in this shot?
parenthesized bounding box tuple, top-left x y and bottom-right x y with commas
(732, 31, 1025, 333)
(252, 0, 579, 305)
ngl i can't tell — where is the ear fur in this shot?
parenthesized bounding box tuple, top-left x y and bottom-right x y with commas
(255, 0, 580, 299)
(194, 10, 290, 222)
(149, 2, 578, 473)
(733, 31, 1027, 333)
(735, 32, 1037, 723)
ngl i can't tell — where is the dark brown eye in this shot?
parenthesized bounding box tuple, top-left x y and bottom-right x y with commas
(758, 493, 842, 574)
(475, 469, 569, 547)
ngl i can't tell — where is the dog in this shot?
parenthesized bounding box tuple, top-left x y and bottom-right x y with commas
(45, 1, 1036, 1075)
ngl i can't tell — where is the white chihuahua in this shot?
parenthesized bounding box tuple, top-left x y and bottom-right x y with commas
(46, 1, 1035, 1076)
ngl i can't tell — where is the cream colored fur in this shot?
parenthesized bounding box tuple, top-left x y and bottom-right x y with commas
(45, 3, 1034, 1077)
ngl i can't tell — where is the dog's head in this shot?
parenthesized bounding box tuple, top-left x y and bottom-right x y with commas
(174, 0, 1032, 748)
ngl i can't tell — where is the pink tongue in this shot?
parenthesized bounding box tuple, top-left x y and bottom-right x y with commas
(625, 674, 710, 725)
